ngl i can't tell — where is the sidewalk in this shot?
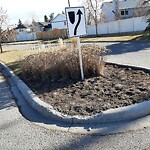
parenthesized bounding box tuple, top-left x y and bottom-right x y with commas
(0, 72, 16, 110)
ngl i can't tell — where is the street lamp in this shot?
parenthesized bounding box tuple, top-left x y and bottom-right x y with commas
(68, 0, 70, 7)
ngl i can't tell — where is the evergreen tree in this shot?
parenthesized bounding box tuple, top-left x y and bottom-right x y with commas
(49, 13, 54, 21)
(44, 15, 49, 22)
(18, 19, 22, 25)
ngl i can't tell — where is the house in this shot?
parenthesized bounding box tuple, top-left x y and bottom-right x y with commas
(32, 13, 66, 32)
(35, 13, 68, 40)
(15, 20, 36, 41)
(33, 22, 52, 32)
(15, 20, 27, 32)
(101, 0, 150, 21)
(14, 13, 68, 41)
(50, 14, 67, 30)
(101, 1, 115, 21)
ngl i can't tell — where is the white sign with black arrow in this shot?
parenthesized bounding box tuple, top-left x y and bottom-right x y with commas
(65, 6, 86, 80)
(65, 6, 86, 38)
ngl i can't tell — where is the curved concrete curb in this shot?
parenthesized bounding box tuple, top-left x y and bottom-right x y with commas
(0, 61, 150, 124)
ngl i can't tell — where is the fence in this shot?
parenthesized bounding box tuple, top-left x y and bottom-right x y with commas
(87, 17, 148, 35)
(36, 29, 68, 40)
(29, 42, 71, 51)
(3, 42, 72, 51)
(17, 32, 36, 41)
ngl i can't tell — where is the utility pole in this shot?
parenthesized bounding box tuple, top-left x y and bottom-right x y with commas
(68, 0, 71, 7)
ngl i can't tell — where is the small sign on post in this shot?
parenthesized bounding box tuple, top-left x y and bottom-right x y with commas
(65, 6, 86, 80)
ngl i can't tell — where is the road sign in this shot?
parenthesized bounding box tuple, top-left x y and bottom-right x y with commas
(65, 7, 86, 38)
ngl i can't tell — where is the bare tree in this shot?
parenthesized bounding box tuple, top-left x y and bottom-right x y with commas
(143, 0, 150, 34)
(100, 12, 109, 23)
(0, 7, 9, 53)
(26, 11, 39, 40)
(30, 19, 38, 40)
(143, 0, 150, 17)
(10, 29, 17, 42)
(27, 11, 38, 23)
(5, 28, 17, 42)
(134, 0, 150, 17)
(82, 0, 102, 36)
(113, 0, 120, 20)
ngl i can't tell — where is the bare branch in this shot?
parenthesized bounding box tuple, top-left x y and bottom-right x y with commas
(81, 0, 102, 35)
(0, 7, 9, 52)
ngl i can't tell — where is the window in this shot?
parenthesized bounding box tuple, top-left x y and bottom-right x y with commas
(19, 29, 23, 32)
(121, 10, 124, 16)
(125, 10, 128, 15)
(121, 10, 129, 16)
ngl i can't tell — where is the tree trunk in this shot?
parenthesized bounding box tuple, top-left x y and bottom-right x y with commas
(0, 42, 3, 53)
(95, 23, 98, 36)
(0, 28, 3, 53)
(95, 11, 98, 36)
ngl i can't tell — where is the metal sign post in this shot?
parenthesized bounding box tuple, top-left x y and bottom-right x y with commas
(65, 6, 86, 80)
(77, 37, 84, 80)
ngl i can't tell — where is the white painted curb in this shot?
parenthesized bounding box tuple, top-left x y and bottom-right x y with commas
(0, 61, 150, 124)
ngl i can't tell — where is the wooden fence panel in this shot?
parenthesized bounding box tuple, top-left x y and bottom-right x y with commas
(36, 29, 68, 40)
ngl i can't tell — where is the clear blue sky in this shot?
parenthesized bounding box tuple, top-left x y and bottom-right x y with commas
(0, 0, 81, 25)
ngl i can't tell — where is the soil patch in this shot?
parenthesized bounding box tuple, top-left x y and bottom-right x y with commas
(26, 64, 150, 116)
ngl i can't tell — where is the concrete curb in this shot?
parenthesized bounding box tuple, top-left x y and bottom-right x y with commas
(0, 61, 150, 124)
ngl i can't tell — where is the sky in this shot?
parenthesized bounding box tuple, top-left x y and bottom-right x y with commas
(0, 0, 81, 25)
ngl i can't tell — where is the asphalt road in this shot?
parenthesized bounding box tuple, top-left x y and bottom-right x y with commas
(106, 41, 150, 69)
(1, 98, 150, 150)
(0, 41, 150, 150)
(1, 97, 150, 150)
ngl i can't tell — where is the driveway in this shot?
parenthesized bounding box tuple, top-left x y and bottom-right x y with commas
(105, 41, 150, 69)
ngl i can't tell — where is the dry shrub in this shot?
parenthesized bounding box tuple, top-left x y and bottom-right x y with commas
(58, 38, 64, 48)
(20, 44, 108, 83)
(81, 44, 107, 77)
(71, 37, 78, 49)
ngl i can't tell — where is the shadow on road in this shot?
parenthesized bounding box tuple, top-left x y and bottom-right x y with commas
(106, 41, 150, 55)
(0, 79, 16, 111)
(0, 98, 16, 110)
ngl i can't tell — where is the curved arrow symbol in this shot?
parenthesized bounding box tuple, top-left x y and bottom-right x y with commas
(74, 9, 83, 36)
